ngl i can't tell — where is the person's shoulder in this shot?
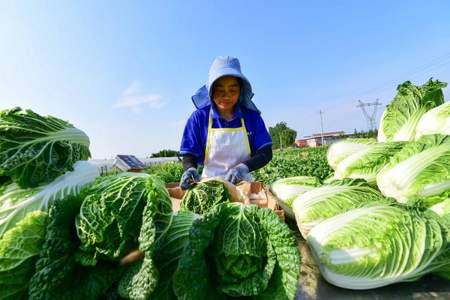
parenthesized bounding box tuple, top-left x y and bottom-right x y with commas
(241, 106, 263, 121)
(189, 105, 210, 121)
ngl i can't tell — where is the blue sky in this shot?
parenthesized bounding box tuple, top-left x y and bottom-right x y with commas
(1, 1, 450, 158)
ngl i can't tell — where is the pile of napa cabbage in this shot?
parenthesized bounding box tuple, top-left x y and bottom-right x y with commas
(282, 79, 450, 290)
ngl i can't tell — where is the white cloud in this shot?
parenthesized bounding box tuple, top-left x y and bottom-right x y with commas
(113, 80, 165, 113)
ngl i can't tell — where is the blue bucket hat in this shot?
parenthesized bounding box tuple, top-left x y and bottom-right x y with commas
(192, 56, 260, 113)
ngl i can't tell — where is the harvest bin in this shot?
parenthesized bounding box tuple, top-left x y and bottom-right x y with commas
(165, 181, 285, 220)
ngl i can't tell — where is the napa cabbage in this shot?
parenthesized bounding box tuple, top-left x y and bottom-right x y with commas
(327, 138, 377, 169)
(307, 204, 449, 289)
(0, 107, 91, 188)
(377, 134, 450, 206)
(293, 179, 386, 238)
(0, 160, 99, 238)
(270, 176, 321, 219)
(333, 142, 405, 184)
(377, 79, 446, 142)
(415, 101, 450, 139)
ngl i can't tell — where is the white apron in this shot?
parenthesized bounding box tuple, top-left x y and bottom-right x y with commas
(202, 111, 252, 181)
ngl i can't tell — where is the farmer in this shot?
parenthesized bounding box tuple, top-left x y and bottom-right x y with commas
(179, 56, 273, 189)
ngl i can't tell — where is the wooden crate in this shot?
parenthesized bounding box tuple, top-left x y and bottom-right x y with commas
(165, 181, 284, 220)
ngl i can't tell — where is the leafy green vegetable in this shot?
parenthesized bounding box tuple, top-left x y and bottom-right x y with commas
(76, 173, 171, 262)
(377, 79, 446, 142)
(307, 204, 449, 289)
(326, 138, 377, 170)
(0, 161, 99, 238)
(145, 161, 184, 184)
(0, 211, 47, 300)
(254, 147, 332, 185)
(75, 173, 172, 300)
(293, 179, 386, 238)
(0, 107, 91, 188)
(429, 199, 450, 280)
(29, 195, 122, 300)
(376, 134, 450, 206)
(415, 101, 450, 139)
(117, 175, 173, 300)
(173, 203, 300, 299)
(150, 211, 199, 300)
(270, 176, 321, 219)
(180, 180, 231, 214)
(333, 142, 405, 184)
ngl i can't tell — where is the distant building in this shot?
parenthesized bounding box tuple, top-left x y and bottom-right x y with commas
(113, 155, 145, 172)
(295, 131, 346, 148)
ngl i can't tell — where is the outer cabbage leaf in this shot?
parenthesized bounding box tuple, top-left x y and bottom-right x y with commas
(173, 203, 300, 300)
(0, 161, 99, 238)
(180, 180, 231, 214)
(334, 142, 405, 184)
(150, 211, 199, 300)
(29, 196, 122, 300)
(307, 204, 449, 289)
(416, 101, 450, 139)
(293, 179, 386, 238)
(429, 199, 450, 280)
(0, 107, 91, 188)
(117, 174, 173, 300)
(376, 134, 450, 206)
(0, 211, 47, 300)
(270, 176, 321, 219)
(327, 138, 377, 170)
(377, 79, 446, 142)
(75, 173, 172, 300)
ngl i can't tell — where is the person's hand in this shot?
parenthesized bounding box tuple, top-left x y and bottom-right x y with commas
(180, 167, 200, 190)
(225, 163, 250, 185)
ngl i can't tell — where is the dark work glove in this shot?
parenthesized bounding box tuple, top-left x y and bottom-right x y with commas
(224, 163, 250, 185)
(179, 167, 200, 190)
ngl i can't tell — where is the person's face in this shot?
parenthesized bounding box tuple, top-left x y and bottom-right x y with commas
(212, 76, 241, 113)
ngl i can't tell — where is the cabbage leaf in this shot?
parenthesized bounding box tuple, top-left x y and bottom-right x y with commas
(377, 134, 450, 206)
(293, 179, 386, 238)
(307, 204, 449, 289)
(0, 107, 91, 188)
(173, 203, 300, 300)
(378, 79, 446, 142)
(0, 211, 47, 300)
(0, 161, 99, 238)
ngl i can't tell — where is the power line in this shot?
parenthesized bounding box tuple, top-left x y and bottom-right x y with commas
(355, 51, 450, 98)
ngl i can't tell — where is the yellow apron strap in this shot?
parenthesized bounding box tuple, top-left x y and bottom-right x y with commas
(241, 118, 252, 156)
(203, 112, 213, 165)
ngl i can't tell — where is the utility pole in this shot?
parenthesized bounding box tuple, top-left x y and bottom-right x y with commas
(319, 110, 325, 146)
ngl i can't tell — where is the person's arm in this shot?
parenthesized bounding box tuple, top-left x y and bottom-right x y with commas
(182, 154, 198, 171)
(242, 145, 272, 171)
